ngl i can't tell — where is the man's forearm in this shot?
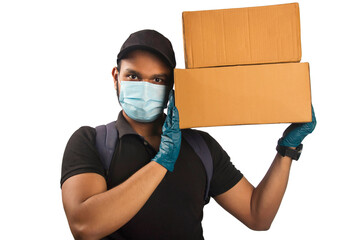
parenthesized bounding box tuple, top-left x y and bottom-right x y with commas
(250, 153, 293, 229)
(249, 105, 316, 229)
(72, 161, 167, 239)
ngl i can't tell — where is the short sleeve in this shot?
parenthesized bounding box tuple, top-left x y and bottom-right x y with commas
(198, 131, 243, 197)
(60, 126, 106, 188)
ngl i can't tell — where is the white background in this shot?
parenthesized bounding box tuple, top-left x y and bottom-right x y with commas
(1, 0, 359, 239)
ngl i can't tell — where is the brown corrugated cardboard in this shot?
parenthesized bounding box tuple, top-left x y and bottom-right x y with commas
(182, 3, 302, 69)
(174, 62, 311, 129)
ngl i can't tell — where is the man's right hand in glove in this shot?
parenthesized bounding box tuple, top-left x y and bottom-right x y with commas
(152, 90, 182, 172)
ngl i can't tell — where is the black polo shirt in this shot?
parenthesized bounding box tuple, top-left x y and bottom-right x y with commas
(61, 111, 243, 239)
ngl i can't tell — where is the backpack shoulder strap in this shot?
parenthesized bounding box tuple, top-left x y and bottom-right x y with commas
(95, 121, 118, 173)
(95, 124, 213, 203)
(182, 129, 213, 204)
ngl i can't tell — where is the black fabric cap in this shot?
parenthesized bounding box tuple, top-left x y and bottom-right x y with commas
(117, 29, 176, 68)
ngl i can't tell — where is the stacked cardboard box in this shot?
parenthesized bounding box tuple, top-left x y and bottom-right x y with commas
(174, 3, 312, 129)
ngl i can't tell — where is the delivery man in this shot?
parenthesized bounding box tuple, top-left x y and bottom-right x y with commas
(61, 29, 316, 240)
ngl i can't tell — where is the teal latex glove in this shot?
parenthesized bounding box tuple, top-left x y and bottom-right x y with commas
(279, 105, 317, 147)
(152, 90, 181, 172)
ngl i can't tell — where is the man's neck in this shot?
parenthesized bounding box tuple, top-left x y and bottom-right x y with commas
(122, 111, 164, 138)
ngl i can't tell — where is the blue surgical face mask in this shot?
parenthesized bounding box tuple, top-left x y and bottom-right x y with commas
(119, 81, 168, 122)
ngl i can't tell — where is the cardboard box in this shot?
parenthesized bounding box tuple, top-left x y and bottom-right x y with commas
(174, 62, 312, 129)
(182, 3, 302, 68)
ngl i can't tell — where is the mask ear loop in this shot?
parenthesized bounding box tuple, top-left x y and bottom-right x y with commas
(114, 65, 121, 100)
(115, 79, 124, 110)
(115, 73, 121, 102)
(115, 80, 120, 98)
(164, 85, 174, 109)
(165, 70, 175, 108)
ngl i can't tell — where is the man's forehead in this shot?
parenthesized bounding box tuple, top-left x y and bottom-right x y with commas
(121, 49, 172, 69)
(120, 50, 172, 74)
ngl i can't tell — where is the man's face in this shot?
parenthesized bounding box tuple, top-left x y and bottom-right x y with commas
(112, 49, 173, 93)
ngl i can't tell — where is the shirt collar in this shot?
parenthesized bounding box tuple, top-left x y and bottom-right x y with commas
(115, 111, 139, 139)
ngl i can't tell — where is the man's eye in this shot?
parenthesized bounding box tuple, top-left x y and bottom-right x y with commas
(154, 78, 163, 83)
(128, 74, 138, 80)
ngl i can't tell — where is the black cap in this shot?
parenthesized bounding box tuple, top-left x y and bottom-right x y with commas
(117, 29, 176, 68)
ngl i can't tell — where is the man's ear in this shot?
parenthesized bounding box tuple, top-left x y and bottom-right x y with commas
(112, 67, 119, 90)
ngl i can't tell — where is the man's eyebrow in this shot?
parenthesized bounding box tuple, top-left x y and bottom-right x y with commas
(151, 73, 170, 79)
(124, 69, 142, 77)
(125, 68, 170, 80)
